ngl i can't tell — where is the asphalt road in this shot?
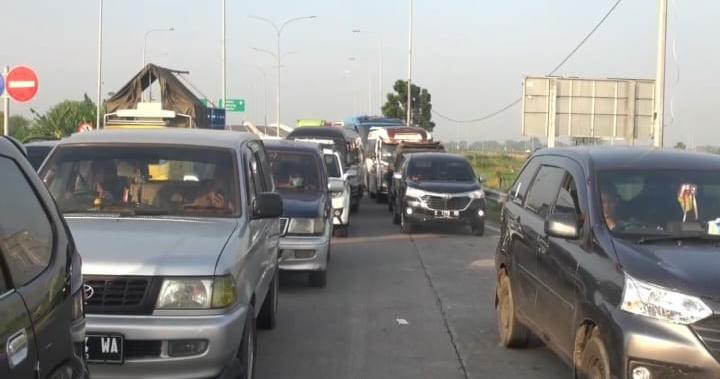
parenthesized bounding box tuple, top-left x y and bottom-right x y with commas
(256, 198, 570, 379)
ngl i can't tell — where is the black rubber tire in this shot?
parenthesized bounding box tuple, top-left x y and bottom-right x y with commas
(393, 206, 401, 225)
(239, 305, 256, 379)
(496, 270, 530, 348)
(256, 272, 278, 330)
(334, 226, 349, 238)
(350, 199, 359, 213)
(388, 197, 394, 212)
(375, 193, 384, 203)
(308, 270, 327, 287)
(472, 221, 485, 236)
(578, 330, 611, 379)
(400, 212, 413, 234)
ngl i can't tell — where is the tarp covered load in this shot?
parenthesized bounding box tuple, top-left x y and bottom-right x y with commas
(105, 64, 208, 128)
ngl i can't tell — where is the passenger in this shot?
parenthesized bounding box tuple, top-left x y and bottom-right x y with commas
(186, 167, 234, 212)
(289, 170, 305, 188)
(601, 184, 620, 230)
(89, 160, 124, 203)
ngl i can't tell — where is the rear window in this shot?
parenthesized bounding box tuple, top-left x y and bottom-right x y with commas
(268, 151, 322, 192)
(324, 154, 341, 178)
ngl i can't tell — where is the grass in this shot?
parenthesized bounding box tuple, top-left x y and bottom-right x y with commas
(464, 152, 528, 191)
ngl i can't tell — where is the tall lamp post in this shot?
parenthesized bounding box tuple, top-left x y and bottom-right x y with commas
(96, 0, 103, 129)
(250, 15, 316, 137)
(352, 29, 383, 114)
(406, 0, 414, 127)
(143, 27, 174, 66)
(241, 64, 269, 126)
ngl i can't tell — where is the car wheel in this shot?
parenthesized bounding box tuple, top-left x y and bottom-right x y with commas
(238, 305, 256, 379)
(401, 212, 413, 234)
(308, 270, 327, 287)
(388, 196, 394, 212)
(375, 193, 384, 203)
(350, 200, 359, 213)
(472, 221, 485, 236)
(334, 226, 349, 238)
(257, 272, 278, 330)
(578, 329, 611, 379)
(369, 191, 376, 199)
(393, 206, 401, 225)
(496, 270, 530, 348)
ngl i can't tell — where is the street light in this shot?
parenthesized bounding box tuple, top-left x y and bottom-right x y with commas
(143, 27, 174, 66)
(406, 0, 414, 127)
(352, 29, 384, 114)
(250, 15, 316, 137)
(349, 57, 373, 114)
(96, 0, 103, 129)
(240, 64, 269, 126)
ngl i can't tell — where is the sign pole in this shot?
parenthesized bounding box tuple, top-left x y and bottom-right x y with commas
(3, 66, 8, 137)
(653, 0, 668, 147)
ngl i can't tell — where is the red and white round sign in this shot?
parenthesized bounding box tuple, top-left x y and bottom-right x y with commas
(77, 123, 93, 133)
(6, 66, 39, 102)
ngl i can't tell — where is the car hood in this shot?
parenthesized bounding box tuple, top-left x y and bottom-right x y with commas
(613, 238, 720, 300)
(408, 180, 480, 194)
(66, 216, 238, 277)
(278, 191, 325, 218)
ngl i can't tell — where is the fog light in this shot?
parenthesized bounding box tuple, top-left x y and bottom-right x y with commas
(334, 209, 343, 216)
(294, 250, 315, 259)
(632, 366, 651, 379)
(168, 340, 208, 357)
(406, 207, 413, 215)
(477, 209, 485, 217)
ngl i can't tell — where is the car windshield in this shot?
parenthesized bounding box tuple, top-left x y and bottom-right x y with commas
(324, 154, 341, 178)
(599, 169, 720, 238)
(268, 151, 321, 192)
(40, 145, 240, 217)
(406, 158, 475, 182)
(381, 144, 396, 161)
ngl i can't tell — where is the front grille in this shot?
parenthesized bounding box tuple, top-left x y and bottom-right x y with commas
(279, 218, 288, 236)
(83, 276, 159, 315)
(692, 317, 720, 363)
(125, 340, 162, 359)
(423, 195, 470, 211)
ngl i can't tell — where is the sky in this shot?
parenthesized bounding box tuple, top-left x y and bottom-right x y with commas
(1, 0, 719, 146)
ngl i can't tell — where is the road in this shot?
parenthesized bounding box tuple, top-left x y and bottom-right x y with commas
(256, 199, 569, 379)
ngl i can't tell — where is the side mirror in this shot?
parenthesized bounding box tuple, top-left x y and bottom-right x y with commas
(253, 192, 283, 219)
(478, 176, 487, 184)
(545, 213, 580, 240)
(393, 172, 403, 180)
(344, 168, 358, 179)
(327, 179, 345, 193)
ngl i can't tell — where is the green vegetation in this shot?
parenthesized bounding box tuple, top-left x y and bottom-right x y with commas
(382, 80, 435, 131)
(464, 152, 528, 191)
(1, 94, 100, 142)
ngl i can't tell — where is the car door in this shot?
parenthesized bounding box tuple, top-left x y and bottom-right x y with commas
(536, 163, 587, 357)
(0, 257, 37, 379)
(517, 164, 565, 330)
(501, 157, 540, 313)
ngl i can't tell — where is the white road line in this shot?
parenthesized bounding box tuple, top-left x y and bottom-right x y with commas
(486, 224, 501, 233)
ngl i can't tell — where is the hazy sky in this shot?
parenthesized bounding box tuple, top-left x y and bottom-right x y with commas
(2, 0, 719, 145)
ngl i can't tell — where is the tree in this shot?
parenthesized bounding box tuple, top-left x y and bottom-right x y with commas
(674, 142, 687, 150)
(31, 94, 98, 139)
(0, 114, 33, 141)
(382, 80, 435, 131)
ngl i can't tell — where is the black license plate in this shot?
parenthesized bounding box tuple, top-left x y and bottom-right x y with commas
(86, 334, 124, 364)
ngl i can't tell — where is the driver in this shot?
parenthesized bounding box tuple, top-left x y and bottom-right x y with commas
(601, 184, 620, 230)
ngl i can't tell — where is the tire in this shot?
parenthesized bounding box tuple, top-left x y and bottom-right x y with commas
(393, 206, 401, 225)
(400, 212, 414, 234)
(369, 191, 376, 199)
(334, 226, 349, 238)
(578, 330, 611, 379)
(256, 272, 278, 330)
(496, 270, 530, 348)
(308, 270, 327, 287)
(375, 193, 384, 203)
(350, 199, 359, 213)
(238, 305, 256, 379)
(472, 221, 485, 236)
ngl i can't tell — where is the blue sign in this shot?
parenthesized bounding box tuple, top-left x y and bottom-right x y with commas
(207, 108, 226, 130)
(0, 74, 4, 97)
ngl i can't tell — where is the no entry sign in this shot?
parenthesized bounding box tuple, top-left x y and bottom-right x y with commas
(6, 66, 38, 102)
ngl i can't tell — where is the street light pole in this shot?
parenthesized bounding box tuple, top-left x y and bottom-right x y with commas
(406, 0, 414, 126)
(241, 65, 268, 126)
(96, 0, 103, 129)
(653, 0, 668, 147)
(352, 30, 384, 114)
(221, 0, 226, 112)
(143, 27, 175, 67)
(250, 15, 316, 137)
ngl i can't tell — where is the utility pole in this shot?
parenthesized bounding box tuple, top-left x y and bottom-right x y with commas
(3, 67, 8, 136)
(653, 0, 668, 147)
(96, 0, 103, 129)
(221, 0, 227, 113)
(406, 0, 414, 126)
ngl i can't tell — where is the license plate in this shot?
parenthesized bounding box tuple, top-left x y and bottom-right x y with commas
(85, 334, 124, 364)
(434, 210, 457, 218)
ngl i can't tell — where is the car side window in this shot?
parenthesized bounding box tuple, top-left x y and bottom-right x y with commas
(553, 173, 584, 234)
(253, 142, 274, 191)
(0, 156, 54, 287)
(525, 165, 564, 219)
(510, 158, 539, 205)
(244, 150, 258, 208)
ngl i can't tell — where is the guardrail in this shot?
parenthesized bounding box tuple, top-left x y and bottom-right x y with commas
(484, 188, 508, 204)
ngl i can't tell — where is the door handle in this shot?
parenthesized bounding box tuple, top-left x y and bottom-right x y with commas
(7, 329, 28, 369)
(537, 237, 550, 254)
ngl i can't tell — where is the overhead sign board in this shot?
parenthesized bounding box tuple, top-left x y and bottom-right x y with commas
(522, 76, 655, 145)
(219, 98, 245, 112)
(6, 66, 39, 102)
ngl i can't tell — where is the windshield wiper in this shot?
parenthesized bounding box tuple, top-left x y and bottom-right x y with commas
(636, 233, 720, 244)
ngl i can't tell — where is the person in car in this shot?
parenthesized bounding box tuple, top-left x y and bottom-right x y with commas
(601, 184, 620, 230)
(185, 168, 235, 212)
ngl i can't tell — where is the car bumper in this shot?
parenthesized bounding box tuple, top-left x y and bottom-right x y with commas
(86, 304, 248, 379)
(609, 309, 720, 379)
(331, 195, 350, 225)
(403, 198, 486, 226)
(279, 233, 330, 272)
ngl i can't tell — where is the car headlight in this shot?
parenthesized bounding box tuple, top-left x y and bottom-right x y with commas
(468, 189, 485, 199)
(156, 276, 237, 309)
(287, 217, 324, 235)
(405, 187, 427, 199)
(621, 274, 712, 324)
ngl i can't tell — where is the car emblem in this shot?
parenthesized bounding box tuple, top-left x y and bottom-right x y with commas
(83, 284, 94, 300)
(443, 193, 451, 199)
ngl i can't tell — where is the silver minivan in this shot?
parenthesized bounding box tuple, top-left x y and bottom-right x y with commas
(39, 129, 283, 379)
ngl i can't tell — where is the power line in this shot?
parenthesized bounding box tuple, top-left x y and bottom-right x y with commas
(433, 0, 624, 125)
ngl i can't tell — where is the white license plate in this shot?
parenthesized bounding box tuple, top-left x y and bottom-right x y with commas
(434, 210, 457, 218)
(86, 334, 124, 364)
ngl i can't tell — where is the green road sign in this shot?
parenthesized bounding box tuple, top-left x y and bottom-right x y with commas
(219, 99, 245, 112)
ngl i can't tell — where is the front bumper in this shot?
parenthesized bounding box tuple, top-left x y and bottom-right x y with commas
(403, 198, 486, 226)
(86, 304, 248, 379)
(608, 309, 720, 379)
(279, 232, 330, 272)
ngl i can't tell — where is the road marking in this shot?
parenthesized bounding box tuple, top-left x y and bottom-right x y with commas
(8, 80, 36, 88)
(469, 259, 494, 270)
(486, 224, 501, 233)
(396, 318, 409, 325)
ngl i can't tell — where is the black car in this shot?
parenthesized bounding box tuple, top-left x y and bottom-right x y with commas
(496, 147, 720, 379)
(392, 153, 486, 235)
(23, 139, 59, 171)
(0, 136, 87, 378)
(387, 141, 445, 214)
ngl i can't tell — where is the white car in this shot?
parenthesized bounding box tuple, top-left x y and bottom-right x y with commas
(323, 148, 351, 237)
